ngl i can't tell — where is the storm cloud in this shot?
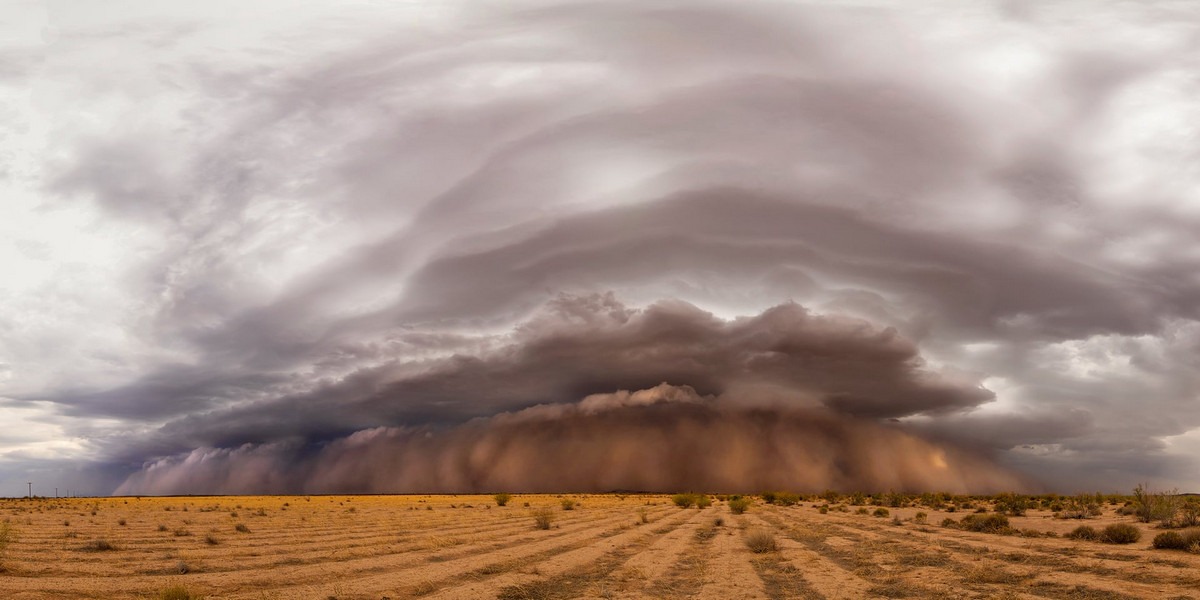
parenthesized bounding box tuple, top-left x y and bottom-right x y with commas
(116, 384, 1028, 495)
(1, 0, 1199, 496)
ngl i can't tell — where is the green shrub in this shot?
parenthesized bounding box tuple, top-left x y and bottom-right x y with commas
(560, 499, 576, 511)
(493, 493, 512, 507)
(818, 506, 828, 514)
(872, 507, 890, 518)
(993, 492, 1031, 516)
(1100, 523, 1141, 544)
(728, 497, 752, 515)
(913, 512, 928, 524)
(760, 491, 777, 504)
(672, 494, 696, 508)
(959, 513, 1013, 534)
(695, 495, 712, 509)
(1066, 525, 1098, 541)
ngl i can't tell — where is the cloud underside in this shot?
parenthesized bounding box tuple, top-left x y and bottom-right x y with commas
(116, 384, 1027, 495)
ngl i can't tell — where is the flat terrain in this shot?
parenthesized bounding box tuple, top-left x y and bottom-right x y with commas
(1, 495, 1198, 599)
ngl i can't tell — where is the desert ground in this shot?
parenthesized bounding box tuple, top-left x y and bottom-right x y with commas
(1, 493, 1198, 600)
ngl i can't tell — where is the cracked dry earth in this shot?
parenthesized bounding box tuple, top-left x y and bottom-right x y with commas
(1, 495, 1199, 599)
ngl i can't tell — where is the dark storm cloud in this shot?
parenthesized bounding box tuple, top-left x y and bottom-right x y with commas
(4, 0, 1200, 496)
(115, 384, 1029, 495)
(102, 295, 994, 464)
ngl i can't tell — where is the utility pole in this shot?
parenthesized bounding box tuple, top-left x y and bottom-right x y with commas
(27, 482, 32, 499)
(55, 487, 58, 499)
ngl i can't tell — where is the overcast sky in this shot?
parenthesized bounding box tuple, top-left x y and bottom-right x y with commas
(2, 0, 1199, 496)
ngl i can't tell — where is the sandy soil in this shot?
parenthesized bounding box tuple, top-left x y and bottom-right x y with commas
(1, 495, 1198, 599)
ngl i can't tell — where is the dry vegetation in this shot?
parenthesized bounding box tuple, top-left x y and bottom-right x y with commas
(0, 489, 1198, 599)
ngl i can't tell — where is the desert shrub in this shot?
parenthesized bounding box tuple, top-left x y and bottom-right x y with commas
(728, 497, 752, 515)
(204, 535, 219, 545)
(760, 491, 777, 504)
(1132, 483, 1179, 524)
(1100, 523, 1141, 544)
(0, 521, 16, 570)
(671, 494, 696, 508)
(959, 513, 1012, 534)
(1066, 525, 1099, 541)
(1178, 498, 1200, 528)
(942, 517, 957, 527)
(695, 495, 712, 509)
(818, 507, 828, 514)
(531, 507, 556, 530)
(712, 516, 724, 527)
(157, 586, 197, 600)
(872, 508, 890, 518)
(174, 528, 191, 537)
(774, 492, 801, 507)
(80, 539, 117, 552)
(493, 493, 512, 507)
(117, 519, 127, 526)
(234, 523, 250, 533)
(637, 507, 650, 523)
(560, 499, 576, 511)
(157, 524, 168, 532)
(744, 528, 778, 553)
(821, 490, 841, 504)
(1153, 531, 1186, 549)
(1152, 529, 1200, 551)
(857, 507, 870, 515)
(913, 512, 928, 524)
(1056, 494, 1102, 519)
(993, 492, 1031, 516)
(884, 491, 906, 507)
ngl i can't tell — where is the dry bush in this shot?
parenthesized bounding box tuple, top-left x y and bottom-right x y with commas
(872, 507, 889, 518)
(234, 523, 250, 533)
(493, 493, 512, 507)
(157, 586, 197, 600)
(560, 499, 576, 511)
(1180, 498, 1200, 528)
(745, 528, 778, 553)
(695, 495, 712, 509)
(80, 539, 118, 552)
(1099, 523, 1141, 544)
(1132, 483, 1179, 524)
(1153, 529, 1200, 550)
(531, 507, 556, 530)
(728, 497, 751, 514)
(636, 507, 649, 523)
(1066, 525, 1099, 541)
(204, 535, 219, 546)
(0, 521, 16, 571)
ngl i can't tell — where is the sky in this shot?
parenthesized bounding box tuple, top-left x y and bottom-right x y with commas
(1, 0, 1199, 497)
